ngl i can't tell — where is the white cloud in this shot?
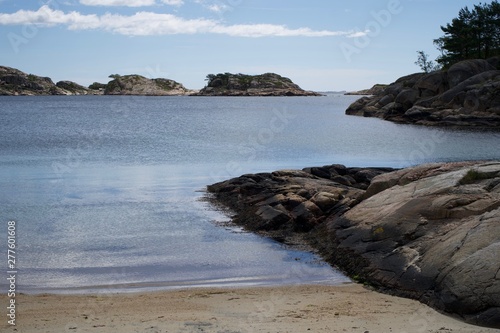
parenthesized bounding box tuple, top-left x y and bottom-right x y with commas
(0, 5, 363, 38)
(98, 11, 217, 35)
(346, 30, 369, 38)
(80, 0, 157, 6)
(79, 0, 183, 6)
(206, 4, 228, 13)
(0, 6, 100, 28)
(211, 24, 354, 38)
(161, 0, 183, 6)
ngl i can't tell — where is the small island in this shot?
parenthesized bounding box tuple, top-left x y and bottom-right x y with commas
(193, 72, 322, 96)
(104, 74, 194, 96)
(0, 66, 99, 96)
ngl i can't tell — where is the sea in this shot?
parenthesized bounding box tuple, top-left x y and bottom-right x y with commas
(1, 94, 499, 294)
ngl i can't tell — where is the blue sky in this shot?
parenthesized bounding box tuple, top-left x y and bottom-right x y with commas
(0, 0, 485, 91)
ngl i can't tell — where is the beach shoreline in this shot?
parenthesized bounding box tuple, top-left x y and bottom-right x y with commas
(3, 283, 499, 333)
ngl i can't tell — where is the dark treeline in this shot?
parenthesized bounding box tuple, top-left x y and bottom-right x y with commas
(434, 0, 500, 67)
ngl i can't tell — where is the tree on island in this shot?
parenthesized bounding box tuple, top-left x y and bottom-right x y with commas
(433, 0, 500, 68)
(205, 74, 216, 84)
(414, 51, 441, 73)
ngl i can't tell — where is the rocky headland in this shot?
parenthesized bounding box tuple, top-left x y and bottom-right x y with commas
(346, 58, 500, 127)
(194, 72, 322, 96)
(207, 161, 500, 328)
(345, 84, 388, 96)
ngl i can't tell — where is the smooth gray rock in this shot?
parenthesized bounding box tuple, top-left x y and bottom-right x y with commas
(316, 162, 500, 328)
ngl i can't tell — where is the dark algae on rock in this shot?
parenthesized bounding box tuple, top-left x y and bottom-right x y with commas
(207, 161, 500, 328)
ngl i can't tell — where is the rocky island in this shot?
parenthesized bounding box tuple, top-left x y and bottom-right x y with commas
(0, 66, 322, 97)
(346, 58, 500, 127)
(0, 66, 195, 96)
(104, 74, 193, 96)
(207, 161, 500, 328)
(0, 66, 99, 96)
(193, 72, 322, 96)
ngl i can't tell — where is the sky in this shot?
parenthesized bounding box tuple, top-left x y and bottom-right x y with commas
(0, 0, 486, 91)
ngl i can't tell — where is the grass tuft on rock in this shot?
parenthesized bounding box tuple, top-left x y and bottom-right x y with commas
(459, 169, 491, 185)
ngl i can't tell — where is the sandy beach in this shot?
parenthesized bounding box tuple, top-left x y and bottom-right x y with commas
(3, 283, 499, 333)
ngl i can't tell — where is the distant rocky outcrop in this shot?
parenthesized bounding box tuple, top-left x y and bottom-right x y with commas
(194, 72, 322, 96)
(0, 66, 192, 96)
(207, 161, 500, 328)
(56, 81, 95, 95)
(0, 66, 100, 96)
(1, 67, 321, 97)
(346, 58, 500, 127)
(345, 84, 388, 96)
(104, 74, 193, 96)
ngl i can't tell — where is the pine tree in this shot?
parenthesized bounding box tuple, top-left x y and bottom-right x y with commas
(434, 1, 500, 68)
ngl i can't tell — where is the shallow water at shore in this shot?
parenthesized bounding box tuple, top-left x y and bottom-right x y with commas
(1, 95, 499, 293)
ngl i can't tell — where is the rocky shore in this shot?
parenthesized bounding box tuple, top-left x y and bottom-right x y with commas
(346, 58, 500, 127)
(207, 161, 500, 328)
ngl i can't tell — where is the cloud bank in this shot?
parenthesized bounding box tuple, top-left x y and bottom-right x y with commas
(0, 5, 365, 38)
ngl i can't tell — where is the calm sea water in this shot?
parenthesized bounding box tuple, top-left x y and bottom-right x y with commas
(1, 95, 499, 293)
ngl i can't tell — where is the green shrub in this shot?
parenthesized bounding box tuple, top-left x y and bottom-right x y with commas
(459, 169, 490, 185)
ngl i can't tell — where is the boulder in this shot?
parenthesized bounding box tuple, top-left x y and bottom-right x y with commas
(447, 59, 496, 88)
(414, 71, 448, 97)
(394, 88, 420, 112)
